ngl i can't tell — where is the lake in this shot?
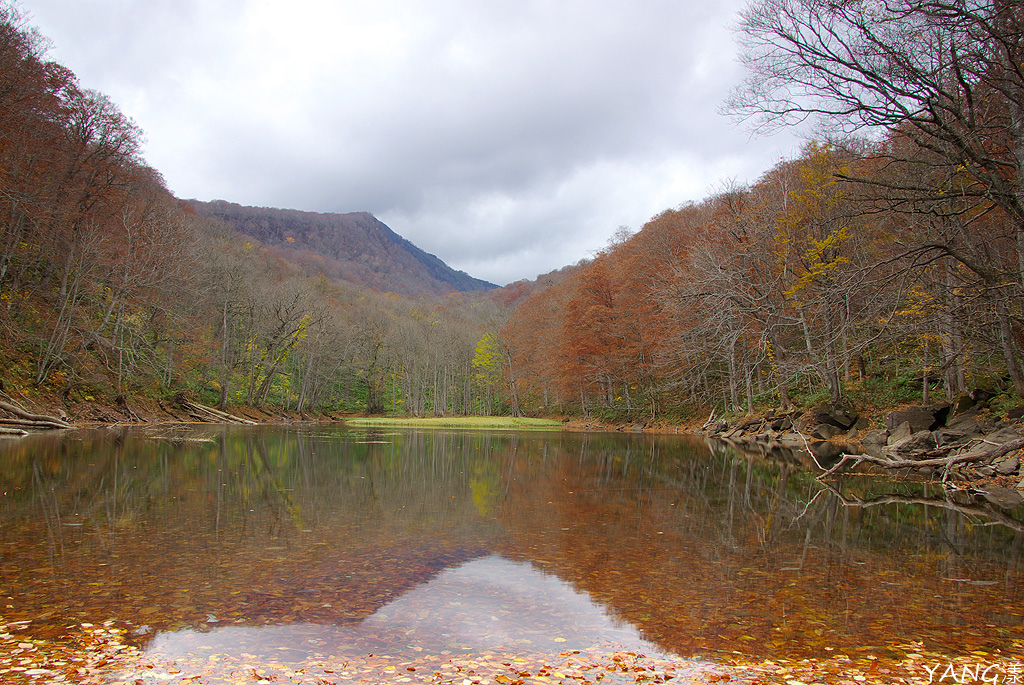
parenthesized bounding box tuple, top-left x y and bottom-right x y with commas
(0, 425, 1021, 680)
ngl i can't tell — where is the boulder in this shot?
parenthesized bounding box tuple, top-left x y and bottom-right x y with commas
(861, 429, 889, 457)
(950, 394, 976, 416)
(933, 429, 973, 448)
(995, 456, 1019, 476)
(809, 440, 843, 463)
(982, 486, 1024, 510)
(811, 423, 844, 440)
(887, 421, 914, 445)
(971, 388, 995, 407)
(812, 404, 859, 429)
(885, 430, 937, 458)
(924, 402, 952, 426)
(986, 425, 1024, 444)
(885, 407, 942, 433)
(779, 433, 808, 449)
(1007, 405, 1024, 420)
(946, 409, 989, 435)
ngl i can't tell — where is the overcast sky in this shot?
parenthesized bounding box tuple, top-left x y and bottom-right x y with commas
(20, 0, 801, 285)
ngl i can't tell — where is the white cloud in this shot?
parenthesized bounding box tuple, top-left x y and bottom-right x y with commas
(21, 0, 801, 285)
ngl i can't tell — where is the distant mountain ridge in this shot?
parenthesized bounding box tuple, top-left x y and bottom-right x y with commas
(191, 200, 496, 296)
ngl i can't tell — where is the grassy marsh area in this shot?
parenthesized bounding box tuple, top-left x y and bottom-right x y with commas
(343, 416, 564, 430)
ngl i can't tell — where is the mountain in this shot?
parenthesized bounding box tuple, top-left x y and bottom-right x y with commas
(191, 200, 497, 296)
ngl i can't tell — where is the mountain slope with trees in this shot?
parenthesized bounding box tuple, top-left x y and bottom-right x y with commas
(191, 201, 496, 297)
(1, 0, 1022, 427)
(484, 0, 1024, 423)
(0, 2, 506, 420)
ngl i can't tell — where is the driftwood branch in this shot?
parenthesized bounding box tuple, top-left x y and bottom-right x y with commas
(0, 426, 28, 436)
(818, 438, 1024, 480)
(182, 401, 258, 425)
(0, 400, 72, 430)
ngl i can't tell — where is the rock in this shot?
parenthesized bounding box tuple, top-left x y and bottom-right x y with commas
(770, 416, 793, 431)
(861, 429, 889, 457)
(946, 410, 988, 435)
(886, 407, 941, 433)
(808, 440, 843, 462)
(779, 433, 808, 449)
(812, 404, 859, 429)
(976, 466, 997, 477)
(853, 417, 870, 430)
(933, 429, 972, 447)
(811, 423, 844, 440)
(924, 402, 952, 425)
(971, 388, 995, 407)
(986, 426, 1024, 444)
(885, 430, 937, 458)
(951, 393, 976, 415)
(982, 486, 1024, 509)
(1007, 405, 1024, 420)
(995, 456, 1019, 476)
(887, 421, 914, 445)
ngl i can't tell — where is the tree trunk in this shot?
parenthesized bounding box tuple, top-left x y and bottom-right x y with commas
(998, 306, 1024, 396)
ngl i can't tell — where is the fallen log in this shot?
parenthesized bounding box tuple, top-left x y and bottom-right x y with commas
(0, 417, 74, 430)
(0, 400, 72, 429)
(182, 401, 258, 425)
(0, 426, 27, 436)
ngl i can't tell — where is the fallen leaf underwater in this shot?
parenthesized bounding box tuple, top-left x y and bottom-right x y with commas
(2, 427, 1022, 684)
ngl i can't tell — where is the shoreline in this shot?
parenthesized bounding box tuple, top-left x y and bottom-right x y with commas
(3, 394, 1023, 486)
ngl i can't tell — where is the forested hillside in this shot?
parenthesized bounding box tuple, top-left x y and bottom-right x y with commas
(1, 1, 1021, 424)
(0, 5, 507, 418)
(191, 201, 496, 297)
(488, 0, 1024, 422)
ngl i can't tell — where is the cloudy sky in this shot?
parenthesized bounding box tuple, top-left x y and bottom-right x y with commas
(20, 0, 802, 285)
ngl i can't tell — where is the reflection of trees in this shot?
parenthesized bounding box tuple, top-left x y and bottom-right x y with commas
(494, 434, 1024, 660)
(0, 428, 1021, 661)
(818, 480, 1024, 536)
(0, 427, 507, 642)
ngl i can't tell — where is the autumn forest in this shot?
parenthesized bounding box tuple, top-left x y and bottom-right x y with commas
(2, 0, 1023, 423)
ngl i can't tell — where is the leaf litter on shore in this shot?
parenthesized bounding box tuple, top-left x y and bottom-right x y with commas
(4, 618, 1023, 685)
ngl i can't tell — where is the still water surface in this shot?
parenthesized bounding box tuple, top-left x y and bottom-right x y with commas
(0, 425, 1021, 665)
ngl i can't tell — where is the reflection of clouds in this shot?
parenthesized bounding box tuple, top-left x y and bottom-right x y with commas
(146, 555, 660, 662)
(364, 555, 658, 652)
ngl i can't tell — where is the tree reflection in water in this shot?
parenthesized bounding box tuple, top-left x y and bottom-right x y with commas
(0, 425, 1020, 663)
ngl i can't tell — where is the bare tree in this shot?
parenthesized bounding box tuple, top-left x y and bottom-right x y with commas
(727, 0, 1024, 394)
(727, 0, 1024, 275)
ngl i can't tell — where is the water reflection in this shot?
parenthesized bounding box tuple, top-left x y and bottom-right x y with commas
(0, 425, 1021, 664)
(148, 555, 661, 661)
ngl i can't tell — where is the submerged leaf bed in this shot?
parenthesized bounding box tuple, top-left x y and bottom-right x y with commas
(3, 619, 1022, 685)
